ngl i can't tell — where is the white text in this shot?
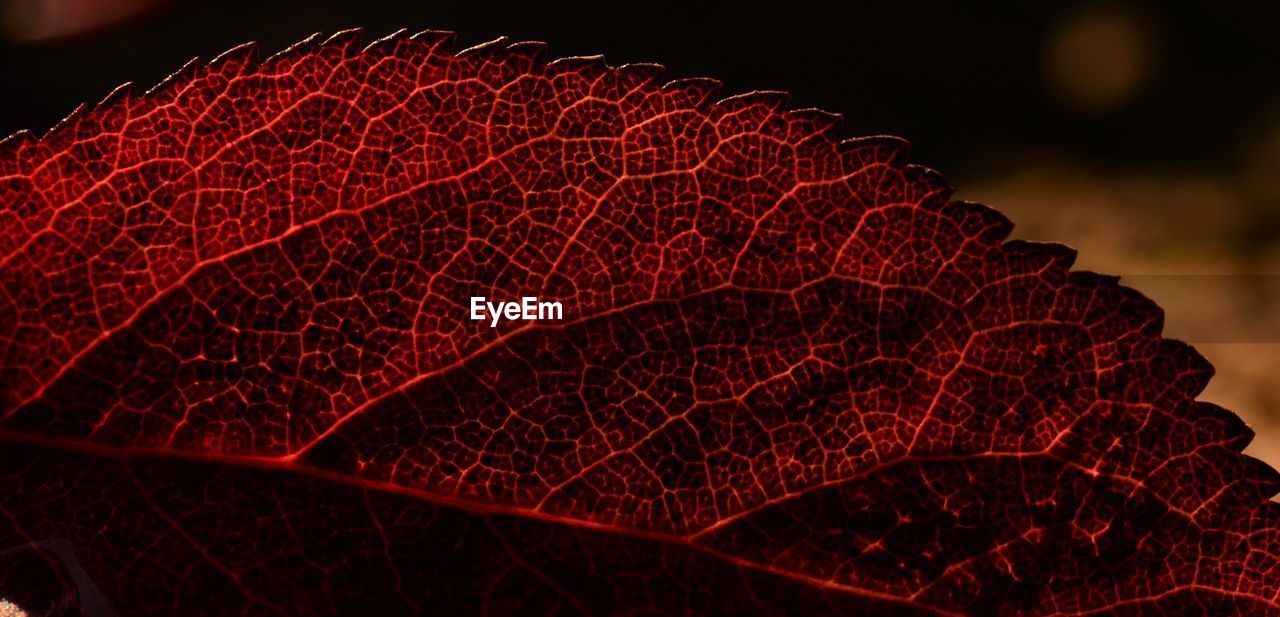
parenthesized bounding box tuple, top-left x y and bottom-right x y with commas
(470, 296, 563, 327)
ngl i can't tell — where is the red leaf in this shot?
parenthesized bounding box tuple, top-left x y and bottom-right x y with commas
(1, 30, 1277, 616)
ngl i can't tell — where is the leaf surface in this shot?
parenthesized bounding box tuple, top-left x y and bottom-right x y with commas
(1, 30, 1277, 616)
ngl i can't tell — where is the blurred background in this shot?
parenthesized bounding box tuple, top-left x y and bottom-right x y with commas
(0, 0, 1276, 468)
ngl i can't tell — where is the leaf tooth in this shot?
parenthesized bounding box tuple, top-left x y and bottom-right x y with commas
(837, 135, 910, 167)
(363, 29, 408, 55)
(1001, 239, 1078, 271)
(323, 28, 363, 52)
(1241, 454, 1280, 499)
(615, 63, 666, 87)
(409, 29, 457, 52)
(1195, 402, 1255, 453)
(1065, 269, 1168, 338)
(453, 38, 544, 83)
(266, 32, 322, 64)
(660, 78, 723, 108)
(145, 56, 202, 100)
(904, 163, 955, 202)
(784, 108, 843, 142)
(95, 81, 135, 110)
(546, 54, 609, 79)
(208, 41, 259, 72)
(1069, 270, 1122, 286)
(457, 36, 510, 59)
(949, 200, 1015, 244)
(1161, 338, 1214, 396)
(716, 90, 790, 113)
(505, 40, 549, 65)
(40, 103, 88, 144)
(0, 129, 34, 159)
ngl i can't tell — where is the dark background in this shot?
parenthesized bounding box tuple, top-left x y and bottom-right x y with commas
(2, 0, 1278, 466)
(2, 1, 1278, 174)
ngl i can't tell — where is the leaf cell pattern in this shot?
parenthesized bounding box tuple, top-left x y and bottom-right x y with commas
(0, 30, 1277, 616)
